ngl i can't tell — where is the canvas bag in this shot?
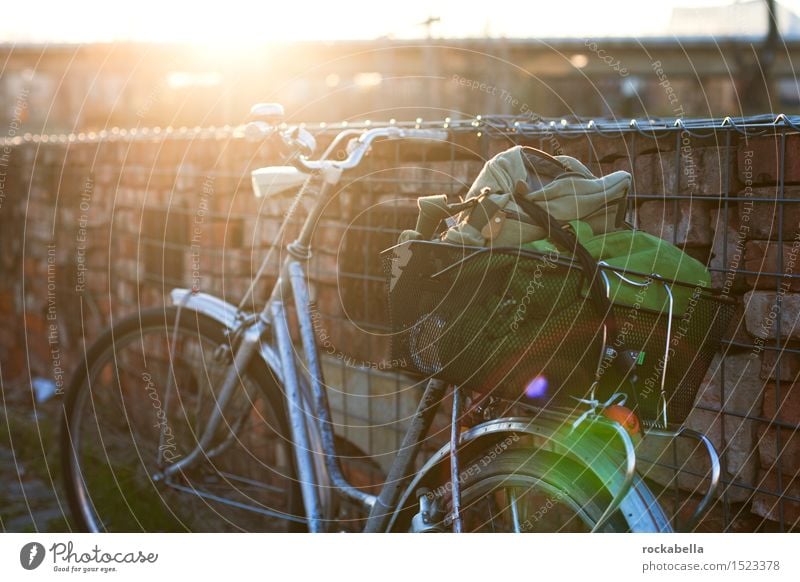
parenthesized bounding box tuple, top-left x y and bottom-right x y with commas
(399, 145, 632, 246)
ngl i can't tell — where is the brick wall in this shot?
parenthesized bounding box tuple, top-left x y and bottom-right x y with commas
(1, 120, 798, 531)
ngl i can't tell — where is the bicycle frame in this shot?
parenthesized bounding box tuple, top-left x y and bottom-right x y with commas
(156, 129, 457, 532)
(152, 125, 675, 533)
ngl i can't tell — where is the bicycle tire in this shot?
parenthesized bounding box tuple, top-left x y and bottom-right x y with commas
(61, 306, 303, 532)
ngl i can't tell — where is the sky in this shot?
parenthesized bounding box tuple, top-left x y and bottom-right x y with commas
(1, 0, 799, 43)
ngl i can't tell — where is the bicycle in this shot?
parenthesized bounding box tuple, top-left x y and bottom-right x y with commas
(61, 104, 725, 533)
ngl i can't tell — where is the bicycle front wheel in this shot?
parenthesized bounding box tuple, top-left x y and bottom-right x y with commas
(61, 307, 302, 532)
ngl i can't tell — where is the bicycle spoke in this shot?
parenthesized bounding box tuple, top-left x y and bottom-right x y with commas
(486, 495, 497, 532)
(164, 480, 304, 525)
(216, 471, 288, 495)
(507, 488, 522, 533)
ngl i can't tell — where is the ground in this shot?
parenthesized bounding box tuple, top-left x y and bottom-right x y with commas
(0, 383, 69, 532)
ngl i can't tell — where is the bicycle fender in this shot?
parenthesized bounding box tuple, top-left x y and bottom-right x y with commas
(387, 413, 672, 533)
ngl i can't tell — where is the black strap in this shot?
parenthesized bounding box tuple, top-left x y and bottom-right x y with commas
(465, 196, 502, 232)
(511, 190, 618, 342)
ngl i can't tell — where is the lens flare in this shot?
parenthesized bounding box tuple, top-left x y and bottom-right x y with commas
(524, 375, 548, 399)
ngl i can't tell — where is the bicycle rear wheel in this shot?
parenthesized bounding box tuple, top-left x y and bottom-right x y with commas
(407, 443, 671, 532)
(61, 307, 302, 532)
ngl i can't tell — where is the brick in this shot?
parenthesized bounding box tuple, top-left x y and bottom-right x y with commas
(739, 185, 800, 241)
(311, 251, 339, 285)
(758, 381, 800, 470)
(690, 146, 740, 197)
(760, 349, 800, 382)
(313, 221, 346, 253)
(128, 140, 160, 166)
(219, 276, 254, 302)
(633, 152, 676, 196)
(744, 241, 800, 291)
(0, 344, 25, 382)
(743, 291, 800, 340)
(256, 194, 294, 220)
(738, 133, 800, 185)
(762, 378, 800, 424)
(85, 271, 109, 295)
(115, 280, 138, 305)
(196, 220, 243, 249)
(79, 246, 108, 275)
(758, 424, 800, 471)
(588, 156, 621, 178)
(139, 284, 163, 308)
(701, 353, 765, 479)
(638, 353, 764, 503)
(630, 147, 737, 198)
(554, 139, 591, 162)
(750, 469, 800, 525)
(114, 259, 141, 282)
(172, 166, 198, 193)
(195, 251, 224, 275)
(24, 311, 47, 337)
(228, 190, 260, 215)
(590, 133, 675, 163)
(637, 200, 713, 246)
(0, 289, 16, 312)
(314, 283, 344, 320)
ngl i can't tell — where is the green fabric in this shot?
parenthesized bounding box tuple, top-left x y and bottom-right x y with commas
(522, 221, 711, 315)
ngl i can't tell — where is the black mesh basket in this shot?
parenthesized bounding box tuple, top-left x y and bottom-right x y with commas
(383, 240, 736, 426)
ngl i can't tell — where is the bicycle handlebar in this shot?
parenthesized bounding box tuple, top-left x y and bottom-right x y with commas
(299, 126, 449, 171)
(245, 121, 449, 172)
